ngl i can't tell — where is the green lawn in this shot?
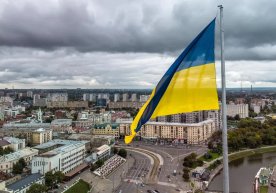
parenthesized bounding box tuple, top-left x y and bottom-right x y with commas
(64, 179, 90, 193)
(199, 151, 221, 162)
(260, 186, 268, 193)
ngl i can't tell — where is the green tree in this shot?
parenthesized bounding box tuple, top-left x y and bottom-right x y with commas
(95, 159, 104, 168)
(12, 158, 27, 174)
(18, 158, 27, 168)
(26, 183, 47, 193)
(182, 171, 190, 182)
(112, 147, 119, 154)
(45, 171, 55, 188)
(54, 171, 65, 183)
(118, 149, 127, 158)
(0, 147, 3, 156)
(90, 163, 98, 171)
(3, 146, 14, 154)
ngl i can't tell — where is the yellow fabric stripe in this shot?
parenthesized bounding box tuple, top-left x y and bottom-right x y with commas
(151, 63, 218, 118)
(124, 88, 156, 144)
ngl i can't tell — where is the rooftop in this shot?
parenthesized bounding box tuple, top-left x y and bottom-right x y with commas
(3, 136, 25, 144)
(94, 123, 119, 129)
(3, 122, 51, 128)
(7, 173, 43, 191)
(96, 144, 110, 155)
(0, 147, 38, 162)
(34, 139, 89, 155)
(51, 119, 72, 125)
(0, 139, 10, 147)
(120, 119, 214, 127)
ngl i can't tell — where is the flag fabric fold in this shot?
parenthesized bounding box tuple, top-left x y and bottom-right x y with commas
(125, 18, 219, 144)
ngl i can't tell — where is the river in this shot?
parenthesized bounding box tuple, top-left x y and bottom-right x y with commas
(208, 152, 276, 193)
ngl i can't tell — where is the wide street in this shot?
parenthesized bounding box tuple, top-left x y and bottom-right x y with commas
(52, 140, 207, 193)
(116, 140, 207, 192)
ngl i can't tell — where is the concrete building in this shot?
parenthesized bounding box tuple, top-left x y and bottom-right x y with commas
(227, 103, 249, 118)
(33, 94, 40, 104)
(0, 147, 38, 173)
(114, 93, 120, 102)
(140, 95, 150, 102)
(46, 101, 88, 108)
(204, 110, 222, 130)
(131, 93, 137, 102)
(6, 173, 44, 193)
(4, 106, 25, 117)
(0, 123, 52, 145)
(119, 120, 216, 144)
(91, 144, 111, 162)
(122, 93, 128, 102)
(0, 137, 25, 151)
(252, 104, 261, 114)
(47, 93, 68, 102)
(108, 101, 144, 109)
(26, 91, 33, 98)
(51, 119, 73, 133)
(91, 123, 119, 138)
(32, 139, 89, 175)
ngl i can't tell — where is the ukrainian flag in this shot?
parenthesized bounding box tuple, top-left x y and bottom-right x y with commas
(125, 18, 219, 144)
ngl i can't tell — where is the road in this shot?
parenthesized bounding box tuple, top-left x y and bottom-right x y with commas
(116, 151, 150, 193)
(117, 140, 207, 192)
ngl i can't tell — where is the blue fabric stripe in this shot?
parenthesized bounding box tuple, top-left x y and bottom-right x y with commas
(176, 20, 215, 71)
(134, 18, 216, 133)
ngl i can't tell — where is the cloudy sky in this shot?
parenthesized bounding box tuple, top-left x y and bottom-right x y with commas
(1, 0, 276, 89)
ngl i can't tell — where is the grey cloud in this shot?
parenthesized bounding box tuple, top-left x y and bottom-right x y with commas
(0, 0, 276, 60)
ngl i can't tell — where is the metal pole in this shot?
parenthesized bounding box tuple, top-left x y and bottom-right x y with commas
(218, 5, 230, 193)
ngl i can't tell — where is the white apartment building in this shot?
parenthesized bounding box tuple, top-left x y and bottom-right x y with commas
(122, 93, 128, 102)
(26, 91, 33, 98)
(92, 144, 111, 162)
(227, 103, 249, 118)
(4, 106, 25, 117)
(119, 120, 215, 144)
(0, 148, 38, 173)
(1, 137, 25, 151)
(83, 93, 97, 102)
(131, 94, 137, 102)
(47, 93, 68, 102)
(32, 140, 89, 175)
(140, 95, 150, 102)
(114, 93, 120, 102)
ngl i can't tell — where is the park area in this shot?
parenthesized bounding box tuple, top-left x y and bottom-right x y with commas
(64, 179, 90, 193)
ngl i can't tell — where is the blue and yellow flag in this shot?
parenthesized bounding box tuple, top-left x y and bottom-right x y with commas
(125, 18, 219, 144)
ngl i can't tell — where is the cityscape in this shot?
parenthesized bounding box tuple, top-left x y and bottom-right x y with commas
(1, 1, 276, 193)
(0, 88, 276, 193)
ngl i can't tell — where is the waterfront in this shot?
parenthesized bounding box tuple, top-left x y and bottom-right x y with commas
(208, 152, 276, 193)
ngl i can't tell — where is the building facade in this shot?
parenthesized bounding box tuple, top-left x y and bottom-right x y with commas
(227, 103, 249, 118)
(119, 120, 216, 144)
(0, 147, 38, 173)
(91, 123, 119, 138)
(0, 123, 52, 145)
(32, 140, 89, 175)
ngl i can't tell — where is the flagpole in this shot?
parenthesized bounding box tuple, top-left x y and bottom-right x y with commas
(218, 5, 230, 193)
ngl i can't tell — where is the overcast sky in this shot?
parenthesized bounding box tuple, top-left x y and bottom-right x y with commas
(1, 0, 276, 89)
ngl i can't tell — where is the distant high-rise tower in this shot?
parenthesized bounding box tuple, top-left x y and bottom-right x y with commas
(37, 108, 43, 123)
